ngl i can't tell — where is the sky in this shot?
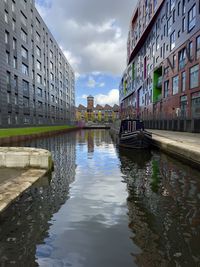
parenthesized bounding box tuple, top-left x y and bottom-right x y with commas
(35, 0, 137, 107)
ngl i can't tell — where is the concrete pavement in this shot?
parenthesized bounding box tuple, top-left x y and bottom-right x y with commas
(150, 130, 200, 168)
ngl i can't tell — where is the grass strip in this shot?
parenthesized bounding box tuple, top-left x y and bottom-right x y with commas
(0, 125, 75, 138)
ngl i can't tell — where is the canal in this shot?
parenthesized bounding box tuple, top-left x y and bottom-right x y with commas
(0, 129, 200, 266)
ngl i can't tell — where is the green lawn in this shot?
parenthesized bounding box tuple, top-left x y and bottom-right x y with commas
(0, 125, 75, 138)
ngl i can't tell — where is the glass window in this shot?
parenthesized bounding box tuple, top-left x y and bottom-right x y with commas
(7, 92, 11, 104)
(23, 97, 29, 107)
(6, 51, 10, 64)
(22, 63, 29, 75)
(170, 31, 175, 51)
(50, 61, 53, 70)
(21, 46, 28, 59)
(172, 75, 179, 95)
(196, 36, 200, 59)
(190, 64, 199, 89)
(22, 80, 29, 91)
(5, 31, 9, 44)
(6, 71, 11, 85)
(37, 73, 42, 84)
(14, 75, 18, 89)
(21, 29, 28, 43)
(21, 11, 27, 26)
(4, 10, 8, 23)
(36, 18, 40, 28)
(36, 46, 41, 57)
(14, 94, 18, 105)
(167, 16, 172, 36)
(182, 17, 186, 32)
(188, 41, 193, 59)
(164, 80, 169, 98)
(37, 88, 42, 97)
(37, 60, 42, 70)
(13, 57, 17, 69)
(178, 48, 186, 70)
(36, 32, 41, 42)
(181, 71, 186, 92)
(188, 5, 196, 32)
(12, 1, 15, 12)
(12, 19, 16, 31)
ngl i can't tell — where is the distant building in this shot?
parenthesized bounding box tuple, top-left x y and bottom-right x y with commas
(120, 0, 200, 122)
(0, 0, 75, 127)
(76, 96, 119, 122)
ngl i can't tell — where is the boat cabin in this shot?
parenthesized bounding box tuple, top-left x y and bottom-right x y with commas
(120, 119, 144, 134)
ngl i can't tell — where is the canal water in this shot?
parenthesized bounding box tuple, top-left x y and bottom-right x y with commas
(0, 129, 200, 267)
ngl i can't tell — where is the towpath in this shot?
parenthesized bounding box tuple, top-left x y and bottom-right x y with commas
(150, 130, 200, 168)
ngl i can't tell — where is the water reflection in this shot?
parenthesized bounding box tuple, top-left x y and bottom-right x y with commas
(119, 149, 200, 266)
(0, 130, 200, 266)
(0, 133, 76, 266)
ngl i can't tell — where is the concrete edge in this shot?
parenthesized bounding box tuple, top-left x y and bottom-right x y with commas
(0, 168, 47, 214)
(152, 135, 200, 169)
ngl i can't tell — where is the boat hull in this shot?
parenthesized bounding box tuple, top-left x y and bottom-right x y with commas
(119, 130, 152, 149)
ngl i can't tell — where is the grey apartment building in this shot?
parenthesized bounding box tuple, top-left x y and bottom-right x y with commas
(0, 0, 75, 127)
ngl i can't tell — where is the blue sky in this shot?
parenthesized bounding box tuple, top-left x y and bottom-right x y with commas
(35, 0, 136, 107)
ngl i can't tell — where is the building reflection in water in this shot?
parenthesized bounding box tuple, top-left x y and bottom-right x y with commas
(118, 148, 200, 267)
(0, 133, 76, 266)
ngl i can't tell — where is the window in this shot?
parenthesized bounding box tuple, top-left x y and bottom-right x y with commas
(182, 0, 185, 15)
(181, 71, 186, 92)
(21, 46, 28, 59)
(172, 75, 179, 95)
(5, 31, 9, 44)
(178, 48, 186, 70)
(22, 80, 29, 91)
(23, 97, 29, 107)
(21, 11, 27, 26)
(190, 65, 199, 89)
(14, 75, 18, 89)
(37, 60, 42, 70)
(21, 29, 28, 43)
(170, 31, 175, 51)
(50, 61, 53, 70)
(5, 10, 8, 23)
(7, 92, 11, 104)
(6, 51, 10, 64)
(6, 71, 11, 85)
(188, 5, 196, 32)
(170, 0, 175, 11)
(36, 46, 41, 57)
(167, 16, 172, 36)
(12, 19, 16, 31)
(164, 80, 169, 98)
(37, 88, 42, 97)
(51, 95, 55, 102)
(24, 116, 30, 124)
(37, 73, 42, 84)
(173, 55, 176, 68)
(12, 1, 15, 12)
(50, 72, 54, 80)
(188, 41, 193, 59)
(15, 114, 18, 124)
(182, 17, 186, 32)
(36, 32, 40, 42)
(36, 18, 40, 28)
(14, 94, 18, 105)
(22, 63, 28, 75)
(13, 57, 17, 69)
(50, 50, 53, 59)
(196, 36, 200, 58)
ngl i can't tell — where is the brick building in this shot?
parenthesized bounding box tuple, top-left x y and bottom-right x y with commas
(120, 0, 200, 131)
(0, 0, 75, 127)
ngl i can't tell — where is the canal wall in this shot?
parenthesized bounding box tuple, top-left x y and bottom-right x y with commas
(0, 168, 48, 213)
(0, 147, 53, 213)
(151, 130, 200, 168)
(0, 147, 53, 170)
(0, 127, 80, 145)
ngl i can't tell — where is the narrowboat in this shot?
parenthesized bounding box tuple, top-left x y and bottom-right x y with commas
(119, 119, 152, 149)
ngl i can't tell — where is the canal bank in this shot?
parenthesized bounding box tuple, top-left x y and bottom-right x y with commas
(151, 130, 200, 168)
(0, 125, 79, 145)
(0, 147, 53, 213)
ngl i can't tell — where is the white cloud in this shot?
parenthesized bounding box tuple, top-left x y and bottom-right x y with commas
(35, 0, 137, 76)
(94, 89, 119, 106)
